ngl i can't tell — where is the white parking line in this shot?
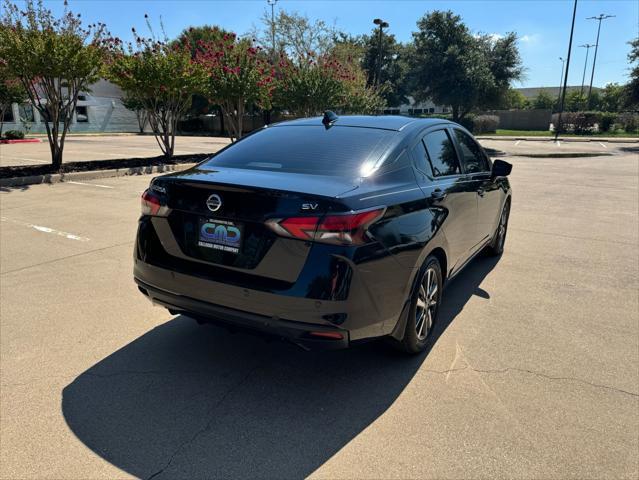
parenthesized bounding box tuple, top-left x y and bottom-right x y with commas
(66, 181, 114, 189)
(555, 141, 561, 147)
(599, 142, 607, 148)
(0, 217, 90, 242)
(515, 140, 521, 146)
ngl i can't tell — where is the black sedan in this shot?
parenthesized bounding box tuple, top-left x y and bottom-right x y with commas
(134, 113, 512, 353)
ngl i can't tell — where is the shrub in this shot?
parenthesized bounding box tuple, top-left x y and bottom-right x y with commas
(3, 129, 24, 139)
(600, 112, 616, 132)
(457, 114, 475, 132)
(616, 112, 639, 133)
(552, 111, 601, 134)
(473, 115, 499, 134)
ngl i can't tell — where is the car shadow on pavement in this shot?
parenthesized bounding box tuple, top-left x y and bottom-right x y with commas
(62, 255, 498, 479)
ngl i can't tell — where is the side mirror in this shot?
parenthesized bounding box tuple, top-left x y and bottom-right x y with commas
(491, 159, 512, 177)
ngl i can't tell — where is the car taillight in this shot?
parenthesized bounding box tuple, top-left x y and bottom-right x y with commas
(266, 208, 385, 245)
(141, 189, 170, 216)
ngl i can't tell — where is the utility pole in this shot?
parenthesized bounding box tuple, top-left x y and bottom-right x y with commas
(265, 0, 278, 126)
(555, 0, 578, 142)
(586, 14, 614, 104)
(373, 18, 389, 87)
(557, 57, 565, 103)
(267, 0, 278, 59)
(579, 44, 595, 96)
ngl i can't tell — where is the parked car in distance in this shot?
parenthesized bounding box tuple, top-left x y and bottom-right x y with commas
(135, 113, 512, 353)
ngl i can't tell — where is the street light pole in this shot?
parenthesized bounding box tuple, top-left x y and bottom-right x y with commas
(558, 57, 565, 102)
(579, 44, 595, 96)
(373, 18, 389, 87)
(586, 14, 614, 104)
(555, 0, 578, 142)
(267, 0, 278, 59)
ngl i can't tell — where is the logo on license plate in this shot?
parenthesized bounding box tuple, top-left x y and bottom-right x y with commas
(199, 220, 241, 253)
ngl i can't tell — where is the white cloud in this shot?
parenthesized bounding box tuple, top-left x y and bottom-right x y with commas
(488, 33, 504, 42)
(520, 34, 540, 44)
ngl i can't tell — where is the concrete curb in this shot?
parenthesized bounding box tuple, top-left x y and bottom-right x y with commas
(515, 152, 614, 158)
(0, 138, 42, 144)
(477, 136, 639, 143)
(0, 163, 197, 188)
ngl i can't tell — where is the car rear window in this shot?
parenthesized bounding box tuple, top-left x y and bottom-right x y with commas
(200, 125, 398, 177)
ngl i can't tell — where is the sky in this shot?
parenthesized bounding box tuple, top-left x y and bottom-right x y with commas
(15, 0, 639, 88)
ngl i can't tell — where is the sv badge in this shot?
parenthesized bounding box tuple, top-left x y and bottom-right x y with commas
(302, 203, 319, 211)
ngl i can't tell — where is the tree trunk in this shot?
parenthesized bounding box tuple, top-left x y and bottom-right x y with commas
(51, 143, 63, 171)
(237, 102, 244, 140)
(0, 106, 6, 138)
(452, 105, 459, 122)
(218, 105, 225, 136)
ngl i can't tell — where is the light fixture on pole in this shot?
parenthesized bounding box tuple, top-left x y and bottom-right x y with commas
(586, 13, 615, 103)
(558, 57, 565, 101)
(578, 44, 595, 96)
(267, 0, 278, 58)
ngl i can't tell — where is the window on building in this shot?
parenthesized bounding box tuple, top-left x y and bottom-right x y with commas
(428, 108, 435, 114)
(18, 104, 34, 122)
(2, 107, 14, 123)
(76, 106, 88, 122)
(423, 129, 461, 177)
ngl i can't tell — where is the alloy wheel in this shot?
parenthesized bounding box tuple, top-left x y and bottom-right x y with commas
(415, 267, 439, 341)
(497, 203, 510, 250)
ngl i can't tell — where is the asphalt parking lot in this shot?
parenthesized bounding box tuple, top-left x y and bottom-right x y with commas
(1, 145, 638, 478)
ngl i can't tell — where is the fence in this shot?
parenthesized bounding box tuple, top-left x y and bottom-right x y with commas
(484, 109, 552, 131)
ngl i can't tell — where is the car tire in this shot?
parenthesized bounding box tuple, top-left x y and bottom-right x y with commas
(486, 199, 511, 257)
(395, 255, 443, 354)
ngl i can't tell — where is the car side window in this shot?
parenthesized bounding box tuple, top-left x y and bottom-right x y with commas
(410, 140, 430, 173)
(454, 129, 489, 173)
(423, 130, 461, 177)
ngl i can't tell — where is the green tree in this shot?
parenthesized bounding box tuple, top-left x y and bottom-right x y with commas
(409, 11, 522, 121)
(0, 0, 107, 169)
(253, 10, 336, 62)
(273, 51, 384, 117)
(625, 37, 639, 108)
(599, 83, 625, 112)
(0, 62, 27, 137)
(107, 34, 206, 157)
(121, 95, 148, 134)
(174, 25, 230, 59)
(358, 30, 411, 107)
(565, 90, 587, 111)
(273, 56, 343, 116)
(195, 33, 273, 141)
(478, 32, 524, 109)
(531, 90, 555, 110)
(502, 88, 528, 109)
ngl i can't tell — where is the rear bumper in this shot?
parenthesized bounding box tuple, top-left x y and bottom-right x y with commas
(135, 278, 349, 350)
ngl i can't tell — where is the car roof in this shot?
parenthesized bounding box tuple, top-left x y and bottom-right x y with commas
(273, 115, 453, 132)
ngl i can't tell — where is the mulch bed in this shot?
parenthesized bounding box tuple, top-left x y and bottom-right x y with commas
(0, 153, 211, 179)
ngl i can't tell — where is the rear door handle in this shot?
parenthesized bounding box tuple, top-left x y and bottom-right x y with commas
(431, 188, 447, 200)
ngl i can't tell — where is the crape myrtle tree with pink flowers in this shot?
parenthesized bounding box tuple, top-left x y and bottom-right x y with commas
(192, 30, 275, 141)
(273, 49, 385, 117)
(106, 20, 207, 158)
(0, 0, 107, 169)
